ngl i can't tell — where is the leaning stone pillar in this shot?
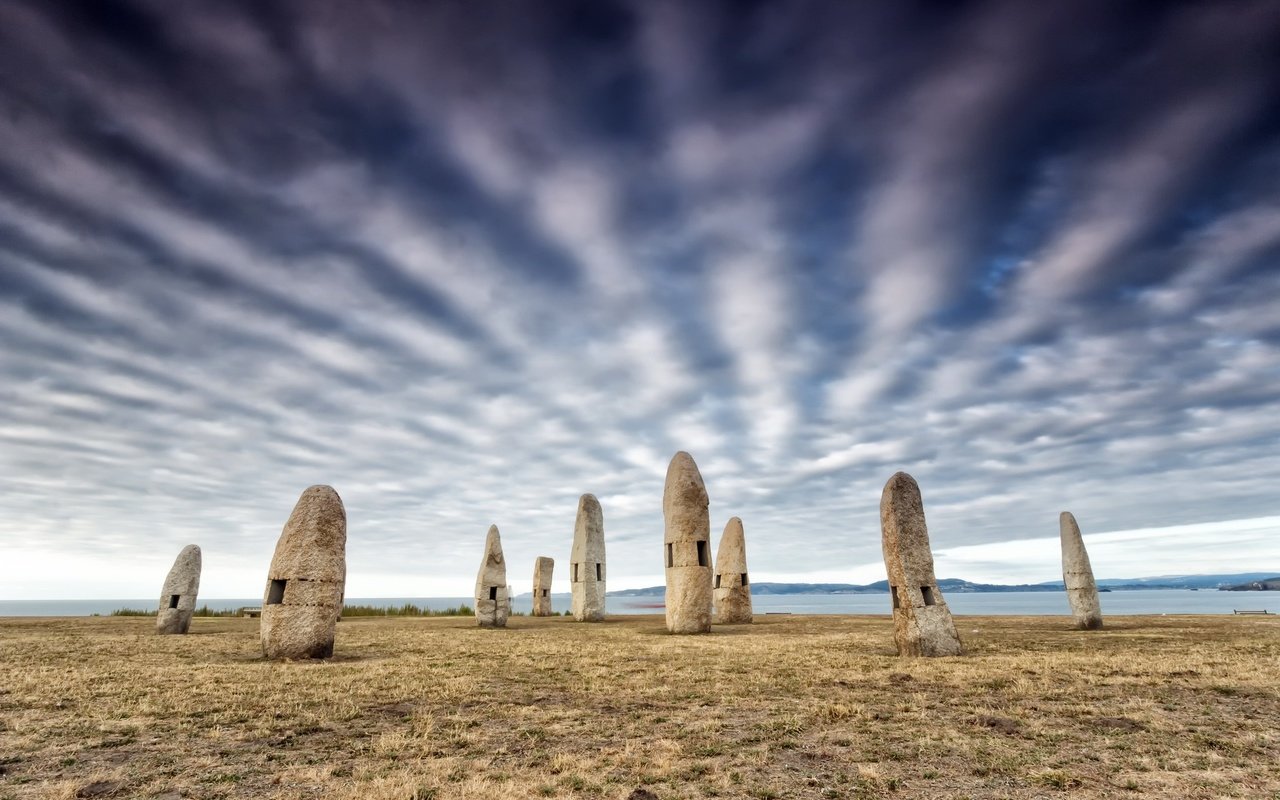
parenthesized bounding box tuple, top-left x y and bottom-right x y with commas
(261, 486, 347, 659)
(1060, 511, 1103, 630)
(664, 451, 712, 634)
(157, 545, 201, 635)
(713, 517, 752, 624)
(880, 472, 962, 657)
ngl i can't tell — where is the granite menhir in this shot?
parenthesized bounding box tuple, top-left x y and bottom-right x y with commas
(474, 524, 510, 628)
(1060, 511, 1103, 630)
(664, 451, 712, 634)
(261, 485, 347, 659)
(570, 493, 606, 621)
(532, 556, 555, 616)
(713, 517, 752, 624)
(156, 544, 201, 635)
(880, 472, 963, 657)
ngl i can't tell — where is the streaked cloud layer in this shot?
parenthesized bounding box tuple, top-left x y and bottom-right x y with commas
(1, 0, 1278, 598)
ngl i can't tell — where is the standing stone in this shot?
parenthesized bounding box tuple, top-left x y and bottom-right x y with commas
(474, 525, 509, 628)
(1060, 511, 1103, 630)
(261, 485, 347, 660)
(713, 517, 752, 624)
(532, 556, 555, 616)
(156, 544, 201, 635)
(570, 494, 607, 621)
(880, 472, 963, 657)
(664, 451, 712, 634)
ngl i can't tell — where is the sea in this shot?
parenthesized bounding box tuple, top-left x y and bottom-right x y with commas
(0, 589, 1271, 617)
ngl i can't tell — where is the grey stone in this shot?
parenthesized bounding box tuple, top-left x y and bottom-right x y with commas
(713, 517, 752, 624)
(156, 544, 201, 635)
(664, 451, 712, 634)
(1060, 511, 1103, 630)
(880, 472, 963, 657)
(261, 485, 347, 659)
(474, 525, 510, 628)
(532, 556, 554, 616)
(570, 494, 607, 621)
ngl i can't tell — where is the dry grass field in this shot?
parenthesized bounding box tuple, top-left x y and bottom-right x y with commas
(1, 613, 1277, 800)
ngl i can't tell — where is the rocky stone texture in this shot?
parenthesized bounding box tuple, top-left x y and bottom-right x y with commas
(532, 556, 555, 616)
(570, 494, 607, 621)
(880, 472, 963, 657)
(474, 525, 510, 628)
(156, 544, 201, 635)
(1060, 511, 1103, 630)
(261, 485, 347, 659)
(664, 451, 712, 634)
(713, 517, 752, 624)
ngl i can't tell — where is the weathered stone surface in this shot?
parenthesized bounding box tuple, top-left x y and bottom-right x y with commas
(474, 525, 510, 628)
(261, 485, 346, 659)
(713, 517, 752, 624)
(1060, 511, 1103, 630)
(532, 556, 555, 616)
(664, 451, 712, 634)
(880, 472, 963, 657)
(570, 493, 607, 621)
(156, 544, 201, 635)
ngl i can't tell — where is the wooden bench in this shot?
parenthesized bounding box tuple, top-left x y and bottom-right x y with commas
(1233, 609, 1272, 615)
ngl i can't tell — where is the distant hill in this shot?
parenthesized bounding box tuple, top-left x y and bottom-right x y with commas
(605, 572, 1280, 597)
(1219, 577, 1280, 591)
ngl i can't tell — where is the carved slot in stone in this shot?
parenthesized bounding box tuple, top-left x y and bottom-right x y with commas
(168, 594, 180, 609)
(715, 574, 722, 589)
(267, 579, 287, 605)
(921, 586, 935, 606)
(891, 585, 900, 609)
(595, 563, 602, 581)
(666, 543, 673, 568)
(696, 540, 708, 567)
(489, 586, 498, 600)
(740, 573, 748, 587)
(573, 563, 579, 582)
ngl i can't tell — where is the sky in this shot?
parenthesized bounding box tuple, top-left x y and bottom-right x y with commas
(1, 0, 1279, 600)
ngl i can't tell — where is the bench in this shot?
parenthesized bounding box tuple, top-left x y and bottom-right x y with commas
(1233, 609, 1272, 615)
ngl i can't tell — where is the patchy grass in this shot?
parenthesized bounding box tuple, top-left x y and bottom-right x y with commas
(0, 614, 1276, 799)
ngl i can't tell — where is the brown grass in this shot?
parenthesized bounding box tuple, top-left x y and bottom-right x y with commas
(0, 614, 1277, 799)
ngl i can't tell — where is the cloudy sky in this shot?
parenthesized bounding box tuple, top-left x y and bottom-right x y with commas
(2, 0, 1279, 600)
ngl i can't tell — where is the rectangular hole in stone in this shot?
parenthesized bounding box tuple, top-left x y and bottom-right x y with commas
(696, 540, 708, 567)
(715, 574, 722, 589)
(542, 589, 548, 597)
(489, 586, 497, 600)
(665, 543, 673, 569)
(921, 586, 935, 606)
(891, 585, 900, 609)
(741, 573, 749, 587)
(595, 563, 602, 581)
(267, 579, 286, 605)
(572, 563, 579, 583)
(168, 594, 180, 609)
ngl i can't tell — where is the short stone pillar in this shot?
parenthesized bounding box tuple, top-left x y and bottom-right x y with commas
(1060, 511, 1103, 630)
(713, 517, 752, 624)
(261, 485, 347, 659)
(157, 544, 201, 635)
(570, 494, 607, 621)
(474, 525, 510, 628)
(664, 451, 712, 634)
(532, 557, 554, 616)
(880, 472, 962, 657)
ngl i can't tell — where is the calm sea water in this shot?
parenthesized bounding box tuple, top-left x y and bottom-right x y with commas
(0, 589, 1271, 617)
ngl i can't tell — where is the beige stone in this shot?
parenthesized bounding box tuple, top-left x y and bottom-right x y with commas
(474, 525, 510, 628)
(156, 544, 201, 635)
(1060, 511, 1103, 630)
(261, 485, 346, 659)
(713, 517, 752, 624)
(880, 472, 962, 657)
(532, 556, 555, 616)
(570, 494, 607, 621)
(664, 451, 712, 634)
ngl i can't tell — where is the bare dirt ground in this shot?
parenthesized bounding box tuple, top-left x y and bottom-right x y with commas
(1, 613, 1277, 799)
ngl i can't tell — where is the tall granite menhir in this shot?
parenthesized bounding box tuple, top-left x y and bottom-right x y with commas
(532, 556, 554, 617)
(1060, 511, 1103, 630)
(880, 472, 963, 657)
(261, 485, 347, 659)
(570, 494, 606, 621)
(156, 544, 201, 635)
(664, 451, 712, 634)
(713, 517, 752, 624)
(474, 525, 510, 628)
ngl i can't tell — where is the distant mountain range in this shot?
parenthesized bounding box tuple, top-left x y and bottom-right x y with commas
(604, 573, 1280, 597)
